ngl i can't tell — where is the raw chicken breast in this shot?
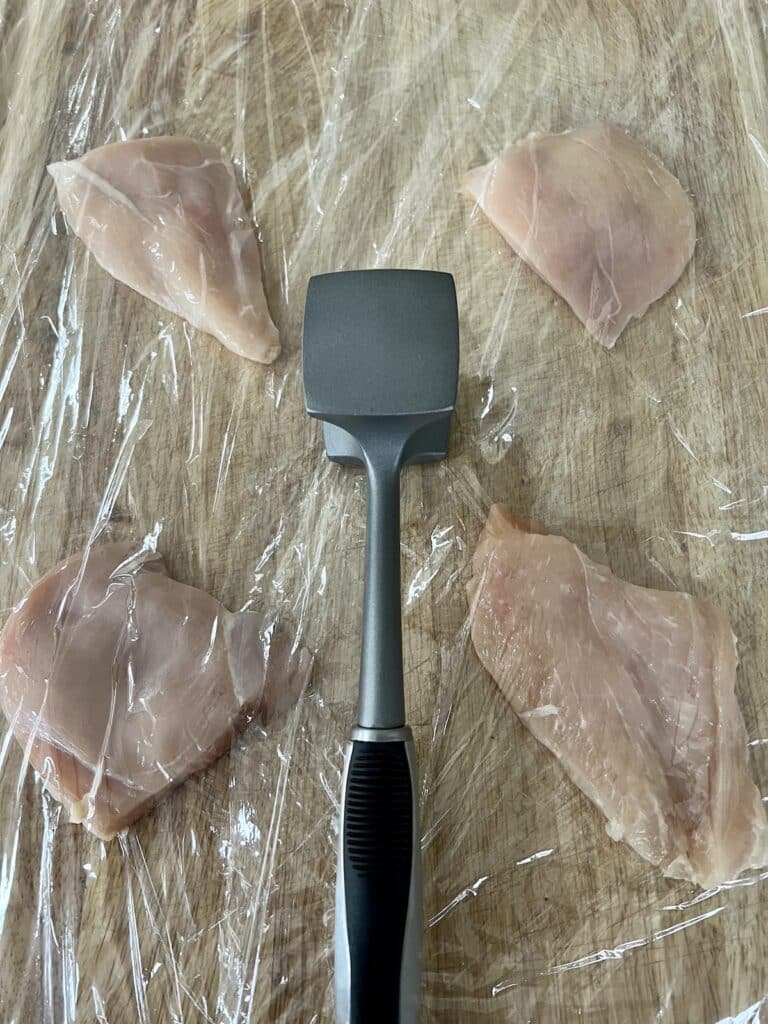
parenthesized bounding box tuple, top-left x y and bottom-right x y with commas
(464, 122, 696, 347)
(48, 137, 280, 363)
(467, 505, 767, 888)
(0, 544, 310, 839)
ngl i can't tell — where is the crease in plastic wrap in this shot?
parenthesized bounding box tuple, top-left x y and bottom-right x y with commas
(0, 0, 766, 1021)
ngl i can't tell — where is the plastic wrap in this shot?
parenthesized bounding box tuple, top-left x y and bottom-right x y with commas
(0, 0, 766, 1021)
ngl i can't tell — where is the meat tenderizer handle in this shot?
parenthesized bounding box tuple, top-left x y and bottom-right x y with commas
(335, 729, 422, 1024)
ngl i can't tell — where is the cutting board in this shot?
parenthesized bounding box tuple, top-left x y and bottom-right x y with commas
(0, 0, 766, 1020)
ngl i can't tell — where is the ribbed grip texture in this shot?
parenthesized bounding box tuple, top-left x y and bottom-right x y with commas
(345, 743, 412, 875)
(341, 740, 415, 1023)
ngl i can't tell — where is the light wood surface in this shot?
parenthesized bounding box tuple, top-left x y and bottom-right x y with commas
(0, 1, 766, 1020)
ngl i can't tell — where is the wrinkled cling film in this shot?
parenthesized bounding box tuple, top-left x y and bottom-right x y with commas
(0, 0, 766, 1021)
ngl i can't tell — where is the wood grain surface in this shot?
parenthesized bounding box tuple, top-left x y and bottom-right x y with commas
(0, 0, 766, 1021)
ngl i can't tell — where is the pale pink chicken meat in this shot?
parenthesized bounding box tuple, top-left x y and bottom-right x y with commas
(468, 505, 767, 888)
(48, 137, 280, 363)
(0, 544, 310, 839)
(464, 122, 696, 347)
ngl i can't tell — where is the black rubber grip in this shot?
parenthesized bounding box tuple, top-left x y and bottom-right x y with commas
(342, 740, 414, 1023)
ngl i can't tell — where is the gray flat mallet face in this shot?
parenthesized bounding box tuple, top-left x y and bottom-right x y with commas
(302, 270, 459, 462)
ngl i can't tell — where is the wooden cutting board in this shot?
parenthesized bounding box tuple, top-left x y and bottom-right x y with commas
(0, 0, 766, 1020)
